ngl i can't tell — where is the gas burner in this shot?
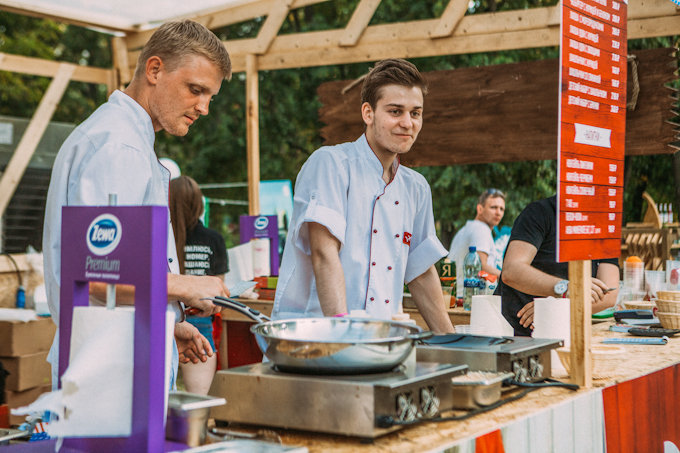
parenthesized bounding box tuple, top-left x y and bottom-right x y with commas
(417, 335, 563, 383)
(210, 361, 467, 439)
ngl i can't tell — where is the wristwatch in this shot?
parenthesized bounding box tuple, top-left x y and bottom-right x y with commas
(554, 280, 569, 297)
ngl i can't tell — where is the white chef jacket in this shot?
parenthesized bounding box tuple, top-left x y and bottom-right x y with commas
(272, 134, 448, 321)
(42, 90, 181, 388)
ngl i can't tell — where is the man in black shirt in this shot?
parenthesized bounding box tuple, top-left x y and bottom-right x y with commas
(496, 196, 619, 336)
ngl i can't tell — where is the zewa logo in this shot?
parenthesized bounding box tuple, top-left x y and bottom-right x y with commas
(254, 216, 269, 230)
(86, 214, 122, 256)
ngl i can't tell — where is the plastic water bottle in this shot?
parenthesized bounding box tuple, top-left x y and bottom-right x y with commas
(463, 246, 482, 311)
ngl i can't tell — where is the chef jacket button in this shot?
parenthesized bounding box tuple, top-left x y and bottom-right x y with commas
(385, 300, 390, 304)
(395, 201, 399, 205)
(395, 234, 400, 238)
(372, 262, 376, 266)
(388, 266, 392, 270)
(168, 258, 173, 263)
(370, 297, 375, 301)
(373, 229, 377, 233)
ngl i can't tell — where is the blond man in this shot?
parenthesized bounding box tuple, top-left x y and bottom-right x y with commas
(43, 20, 231, 389)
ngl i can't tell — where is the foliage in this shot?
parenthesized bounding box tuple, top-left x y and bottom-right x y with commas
(1, 3, 678, 247)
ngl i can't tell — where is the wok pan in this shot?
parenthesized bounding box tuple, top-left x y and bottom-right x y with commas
(209, 297, 433, 375)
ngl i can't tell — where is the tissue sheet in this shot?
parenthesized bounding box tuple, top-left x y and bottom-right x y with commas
(13, 306, 174, 438)
(470, 295, 514, 337)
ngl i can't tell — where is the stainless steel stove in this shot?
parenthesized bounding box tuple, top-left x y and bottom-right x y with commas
(209, 361, 467, 439)
(416, 334, 563, 383)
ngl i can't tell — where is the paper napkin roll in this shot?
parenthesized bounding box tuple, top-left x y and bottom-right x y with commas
(470, 295, 514, 337)
(532, 297, 571, 347)
(14, 306, 174, 438)
(252, 238, 271, 277)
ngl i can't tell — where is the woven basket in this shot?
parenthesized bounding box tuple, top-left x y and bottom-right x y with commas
(657, 291, 680, 301)
(654, 299, 680, 314)
(657, 312, 680, 329)
(623, 300, 656, 311)
(556, 345, 626, 380)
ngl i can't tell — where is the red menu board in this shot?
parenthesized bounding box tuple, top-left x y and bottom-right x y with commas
(557, 0, 627, 262)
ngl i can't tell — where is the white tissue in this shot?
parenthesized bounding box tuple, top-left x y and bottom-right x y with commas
(251, 239, 270, 277)
(13, 306, 175, 438)
(532, 297, 570, 377)
(470, 295, 514, 337)
(224, 242, 255, 289)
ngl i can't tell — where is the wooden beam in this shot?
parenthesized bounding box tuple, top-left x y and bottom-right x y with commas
(568, 260, 592, 388)
(0, 52, 111, 85)
(253, 0, 294, 55)
(246, 55, 261, 216)
(123, 0, 330, 51)
(339, 0, 382, 47)
(0, 64, 75, 217)
(429, 0, 471, 39)
(111, 36, 132, 86)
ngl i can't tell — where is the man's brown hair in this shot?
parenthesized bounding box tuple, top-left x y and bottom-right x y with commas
(360, 59, 428, 110)
(478, 189, 506, 207)
(134, 19, 231, 81)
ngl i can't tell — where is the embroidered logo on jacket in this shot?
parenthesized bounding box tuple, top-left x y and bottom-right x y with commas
(403, 232, 412, 245)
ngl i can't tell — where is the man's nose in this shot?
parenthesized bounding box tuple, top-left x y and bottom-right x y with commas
(400, 113, 413, 128)
(197, 97, 210, 116)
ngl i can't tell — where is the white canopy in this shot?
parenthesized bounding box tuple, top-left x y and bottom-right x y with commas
(0, 0, 257, 32)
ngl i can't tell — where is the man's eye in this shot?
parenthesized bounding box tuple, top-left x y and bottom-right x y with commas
(412, 111, 421, 118)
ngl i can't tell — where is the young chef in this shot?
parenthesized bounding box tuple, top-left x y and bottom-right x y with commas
(43, 20, 231, 389)
(272, 59, 455, 333)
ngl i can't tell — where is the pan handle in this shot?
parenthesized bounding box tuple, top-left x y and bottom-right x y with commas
(203, 296, 272, 323)
(408, 330, 435, 342)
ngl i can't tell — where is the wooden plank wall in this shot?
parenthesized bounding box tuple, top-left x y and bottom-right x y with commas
(318, 47, 677, 167)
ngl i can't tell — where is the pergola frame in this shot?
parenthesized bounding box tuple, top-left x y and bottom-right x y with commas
(0, 0, 678, 216)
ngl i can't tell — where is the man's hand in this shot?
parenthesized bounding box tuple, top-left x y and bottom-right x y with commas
(175, 322, 213, 364)
(169, 274, 228, 317)
(308, 222, 347, 317)
(590, 277, 609, 305)
(517, 301, 535, 328)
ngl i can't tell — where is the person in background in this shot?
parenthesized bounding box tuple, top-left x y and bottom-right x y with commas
(42, 20, 231, 389)
(448, 189, 505, 299)
(496, 195, 619, 336)
(169, 176, 228, 395)
(272, 59, 454, 333)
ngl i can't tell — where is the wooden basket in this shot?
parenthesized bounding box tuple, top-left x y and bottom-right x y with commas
(556, 345, 626, 380)
(623, 300, 656, 311)
(656, 312, 680, 329)
(657, 291, 680, 301)
(654, 299, 680, 314)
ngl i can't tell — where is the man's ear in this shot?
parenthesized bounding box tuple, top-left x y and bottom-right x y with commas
(145, 56, 163, 85)
(361, 102, 373, 127)
(476, 204, 483, 216)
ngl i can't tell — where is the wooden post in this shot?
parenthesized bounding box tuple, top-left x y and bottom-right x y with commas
(569, 260, 592, 388)
(246, 54, 261, 216)
(0, 63, 75, 217)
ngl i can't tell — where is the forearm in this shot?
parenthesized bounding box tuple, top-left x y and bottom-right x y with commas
(311, 250, 347, 316)
(408, 266, 455, 333)
(501, 263, 561, 297)
(481, 262, 501, 277)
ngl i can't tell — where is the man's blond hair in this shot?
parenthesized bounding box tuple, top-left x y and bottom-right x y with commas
(134, 19, 231, 80)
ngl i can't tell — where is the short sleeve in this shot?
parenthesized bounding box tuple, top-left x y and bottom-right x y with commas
(467, 223, 495, 256)
(292, 149, 349, 255)
(72, 143, 153, 206)
(508, 200, 552, 251)
(404, 182, 448, 283)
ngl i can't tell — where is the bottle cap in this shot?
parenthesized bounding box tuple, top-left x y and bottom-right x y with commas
(469, 246, 476, 252)
(626, 256, 643, 263)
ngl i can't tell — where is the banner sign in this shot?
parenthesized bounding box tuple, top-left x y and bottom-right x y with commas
(557, 0, 627, 262)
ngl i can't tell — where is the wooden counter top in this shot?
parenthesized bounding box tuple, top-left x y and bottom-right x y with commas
(217, 318, 680, 452)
